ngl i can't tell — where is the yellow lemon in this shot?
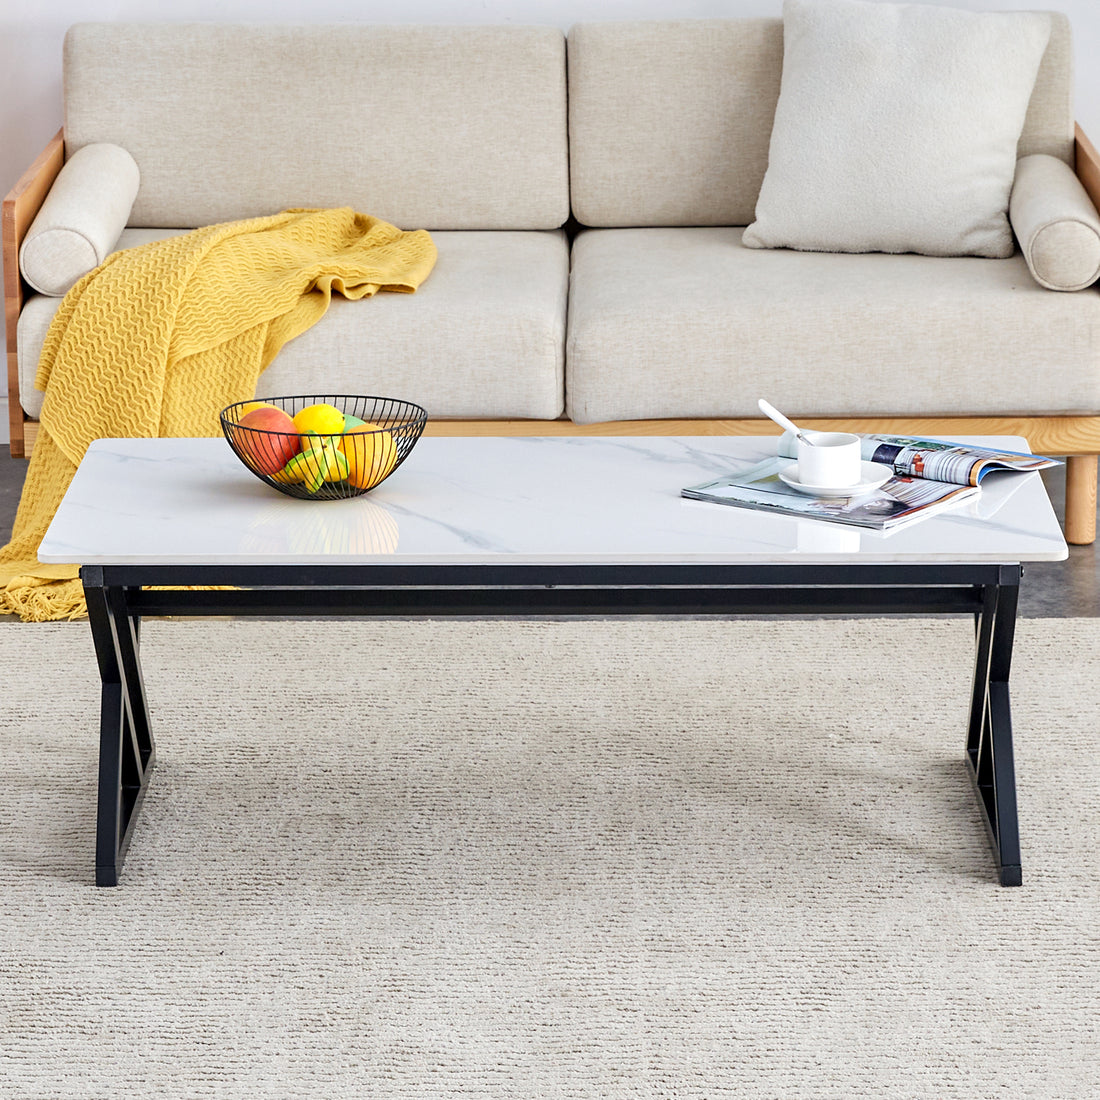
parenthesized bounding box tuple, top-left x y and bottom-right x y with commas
(292, 402, 345, 435)
(340, 422, 399, 489)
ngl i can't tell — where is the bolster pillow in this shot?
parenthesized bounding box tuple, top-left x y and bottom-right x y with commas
(19, 143, 140, 297)
(1010, 154, 1100, 292)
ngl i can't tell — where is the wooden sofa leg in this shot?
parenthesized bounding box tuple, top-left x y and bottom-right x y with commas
(1065, 455, 1098, 545)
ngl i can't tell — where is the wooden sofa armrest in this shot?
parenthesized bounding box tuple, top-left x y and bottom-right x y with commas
(1075, 122, 1100, 214)
(3, 128, 64, 457)
(1067, 125, 1100, 544)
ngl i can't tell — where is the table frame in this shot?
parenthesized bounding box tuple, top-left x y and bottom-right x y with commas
(82, 560, 1023, 887)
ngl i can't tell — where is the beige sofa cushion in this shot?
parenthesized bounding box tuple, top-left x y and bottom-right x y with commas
(19, 143, 139, 296)
(19, 229, 567, 421)
(1010, 154, 1100, 291)
(566, 227, 1100, 423)
(568, 19, 782, 227)
(64, 23, 569, 231)
(567, 13, 1073, 229)
(742, 0, 1051, 258)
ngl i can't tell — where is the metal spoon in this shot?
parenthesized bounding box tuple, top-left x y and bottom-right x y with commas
(757, 398, 819, 447)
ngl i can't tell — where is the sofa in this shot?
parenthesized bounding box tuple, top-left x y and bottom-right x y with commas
(6, 12, 1100, 540)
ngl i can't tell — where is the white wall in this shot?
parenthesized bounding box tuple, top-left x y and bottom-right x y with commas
(2, 0, 1098, 446)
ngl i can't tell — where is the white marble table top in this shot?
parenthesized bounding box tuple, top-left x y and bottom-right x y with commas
(38, 435, 1068, 566)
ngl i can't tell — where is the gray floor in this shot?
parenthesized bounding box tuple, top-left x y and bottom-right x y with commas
(0, 452, 1097, 617)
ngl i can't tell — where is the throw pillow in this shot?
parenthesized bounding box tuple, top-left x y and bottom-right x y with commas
(1010, 154, 1100, 291)
(742, 0, 1051, 257)
(19, 143, 140, 296)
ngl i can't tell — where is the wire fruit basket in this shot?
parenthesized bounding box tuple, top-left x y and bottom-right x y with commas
(220, 394, 427, 500)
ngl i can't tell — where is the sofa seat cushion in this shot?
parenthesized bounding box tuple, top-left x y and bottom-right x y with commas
(19, 228, 567, 421)
(566, 226, 1100, 423)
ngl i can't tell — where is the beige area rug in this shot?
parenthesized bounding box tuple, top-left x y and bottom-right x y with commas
(1, 616, 1098, 1097)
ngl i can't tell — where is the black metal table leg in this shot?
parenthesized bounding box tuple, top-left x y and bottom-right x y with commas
(79, 560, 1025, 886)
(83, 569, 156, 886)
(966, 566, 1022, 886)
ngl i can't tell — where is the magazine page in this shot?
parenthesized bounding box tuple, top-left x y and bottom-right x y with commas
(682, 457, 980, 532)
(776, 432, 1060, 486)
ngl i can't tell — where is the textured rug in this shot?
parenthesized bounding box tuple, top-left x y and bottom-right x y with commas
(1, 616, 1098, 1097)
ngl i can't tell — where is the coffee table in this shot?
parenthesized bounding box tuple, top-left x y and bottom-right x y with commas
(39, 435, 1068, 887)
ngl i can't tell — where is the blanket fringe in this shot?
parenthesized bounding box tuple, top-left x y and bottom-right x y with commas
(1, 578, 239, 623)
(1, 577, 87, 622)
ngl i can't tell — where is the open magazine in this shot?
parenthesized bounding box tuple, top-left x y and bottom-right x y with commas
(783, 433, 1059, 486)
(682, 434, 1061, 532)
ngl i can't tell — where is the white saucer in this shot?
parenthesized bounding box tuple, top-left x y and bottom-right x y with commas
(778, 461, 893, 498)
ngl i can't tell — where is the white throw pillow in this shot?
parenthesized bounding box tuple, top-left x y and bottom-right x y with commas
(19, 143, 140, 296)
(742, 0, 1051, 257)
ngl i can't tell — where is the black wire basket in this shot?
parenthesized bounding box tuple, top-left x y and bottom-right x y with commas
(220, 394, 427, 500)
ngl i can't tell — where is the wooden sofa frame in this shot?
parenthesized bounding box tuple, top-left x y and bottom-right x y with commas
(7, 126, 1100, 544)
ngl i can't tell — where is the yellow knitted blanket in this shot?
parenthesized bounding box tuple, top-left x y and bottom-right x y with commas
(0, 207, 437, 622)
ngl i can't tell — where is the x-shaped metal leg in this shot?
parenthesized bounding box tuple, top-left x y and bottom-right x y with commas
(83, 570, 156, 886)
(966, 567, 1022, 886)
(76, 561, 1027, 887)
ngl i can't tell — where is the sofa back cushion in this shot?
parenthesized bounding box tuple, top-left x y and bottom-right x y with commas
(568, 14, 1073, 228)
(64, 23, 570, 231)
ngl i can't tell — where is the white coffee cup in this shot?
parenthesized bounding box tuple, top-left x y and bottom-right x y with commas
(797, 431, 862, 488)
